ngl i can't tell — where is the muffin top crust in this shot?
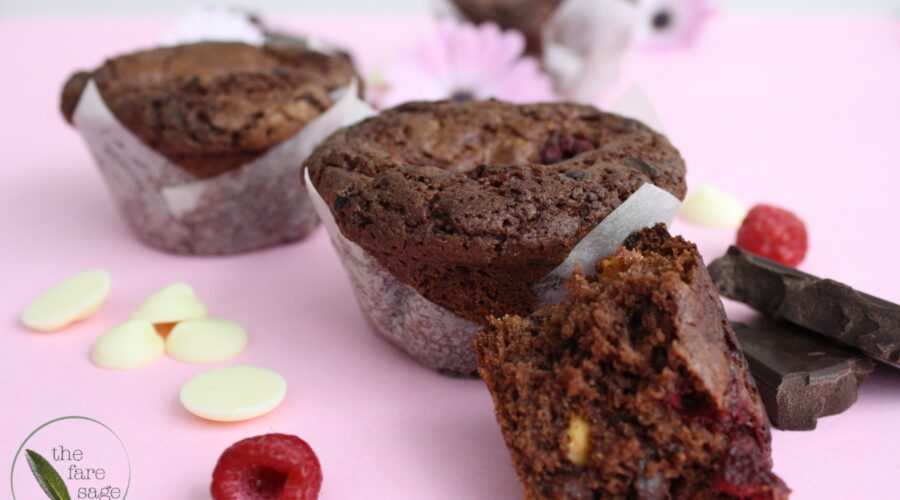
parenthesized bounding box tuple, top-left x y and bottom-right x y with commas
(61, 41, 359, 177)
(307, 100, 686, 323)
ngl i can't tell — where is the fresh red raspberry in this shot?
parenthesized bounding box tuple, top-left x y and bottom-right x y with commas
(736, 204, 808, 267)
(211, 433, 322, 500)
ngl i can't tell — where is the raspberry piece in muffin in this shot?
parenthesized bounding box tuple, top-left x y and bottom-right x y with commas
(474, 225, 788, 499)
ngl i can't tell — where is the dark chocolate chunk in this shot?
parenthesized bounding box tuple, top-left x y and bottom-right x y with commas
(709, 246, 900, 365)
(732, 322, 875, 430)
(624, 156, 661, 180)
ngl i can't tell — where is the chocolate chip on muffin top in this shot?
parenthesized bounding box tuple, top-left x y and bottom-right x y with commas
(61, 41, 359, 178)
(306, 100, 686, 324)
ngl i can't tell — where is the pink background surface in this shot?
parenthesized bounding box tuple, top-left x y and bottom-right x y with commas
(1, 13, 899, 500)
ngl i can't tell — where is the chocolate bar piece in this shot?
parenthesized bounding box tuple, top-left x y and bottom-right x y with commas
(709, 246, 900, 365)
(732, 322, 874, 430)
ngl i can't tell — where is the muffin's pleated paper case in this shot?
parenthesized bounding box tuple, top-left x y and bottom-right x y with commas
(307, 171, 680, 375)
(72, 80, 368, 255)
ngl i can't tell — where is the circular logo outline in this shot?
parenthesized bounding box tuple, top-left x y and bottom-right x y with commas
(10, 415, 132, 499)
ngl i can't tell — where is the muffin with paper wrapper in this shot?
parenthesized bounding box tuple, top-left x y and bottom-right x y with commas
(61, 39, 366, 255)
(305, 98, 686, 375)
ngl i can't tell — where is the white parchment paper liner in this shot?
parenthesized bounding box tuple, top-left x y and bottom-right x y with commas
(307, 174, 679, 376)
(159, 5, 266, 47)
(307, 169, 484, 375)
(72, 77, 368, 255)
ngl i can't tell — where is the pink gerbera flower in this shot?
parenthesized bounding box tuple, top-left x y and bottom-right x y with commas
(377, 19, 557, 109)
(633, 0, 714, 49)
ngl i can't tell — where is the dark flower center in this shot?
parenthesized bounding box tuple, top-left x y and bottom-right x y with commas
(451, 90, 475, 103)
(652, 9, 673, 31)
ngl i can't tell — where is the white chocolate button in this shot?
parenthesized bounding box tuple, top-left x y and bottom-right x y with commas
(21, 270, 111, 332)
(90, 319, 165, 370)
(130, 282, 207, 324)
(166, 318, 248, 364)
(566, 416, 591, 466)
(680, 185, 748, 228)
(179, 365, 286, 422)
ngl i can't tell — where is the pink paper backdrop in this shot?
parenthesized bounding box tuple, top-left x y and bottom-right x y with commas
(1, 12, 899, 500)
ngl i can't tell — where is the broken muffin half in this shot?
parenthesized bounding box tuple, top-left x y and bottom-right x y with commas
(475, 225, 789, 499)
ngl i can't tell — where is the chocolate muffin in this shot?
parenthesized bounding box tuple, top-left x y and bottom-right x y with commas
(63, 41, 361, 255)
(474, 225, 789, 499)
(450, 0, 564, 54)
(306, 100, 686, 373)
(63, 41, 357, 176)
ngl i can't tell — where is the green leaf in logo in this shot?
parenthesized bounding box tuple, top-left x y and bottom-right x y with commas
(24, 449, 71, 500)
